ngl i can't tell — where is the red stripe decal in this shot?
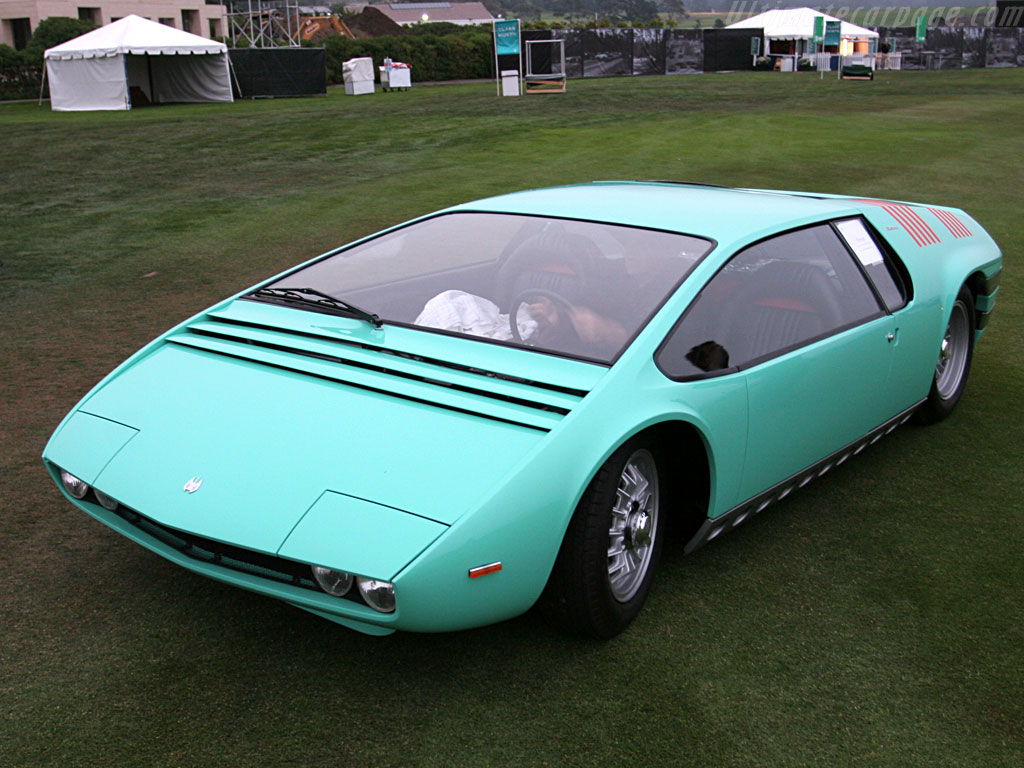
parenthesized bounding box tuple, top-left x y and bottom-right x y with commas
(928, 207, 972, 238)
(939, 210, 964, 238)
(900, 206, 940, 245)
(856, 199, 940, 247)
(886, 204, 930, 246)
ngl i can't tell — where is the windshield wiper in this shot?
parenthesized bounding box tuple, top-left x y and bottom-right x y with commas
(247, 287, 383, 328)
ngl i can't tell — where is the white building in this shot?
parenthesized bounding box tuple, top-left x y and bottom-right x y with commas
(1, 0, 226, 49)
(374, 2, 493, 27)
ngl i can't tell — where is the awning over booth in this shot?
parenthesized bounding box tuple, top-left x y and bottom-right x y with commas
(44, 15, 233, 111)
(726, 7, 878, 41)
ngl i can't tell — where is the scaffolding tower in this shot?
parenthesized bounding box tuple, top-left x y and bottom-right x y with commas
(225, 0, 302, 48)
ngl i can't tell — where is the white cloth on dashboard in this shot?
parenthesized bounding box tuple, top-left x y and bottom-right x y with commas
(415, 290, 537, 341)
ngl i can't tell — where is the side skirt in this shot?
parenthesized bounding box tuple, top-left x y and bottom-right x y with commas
(683, 400, 925, 555)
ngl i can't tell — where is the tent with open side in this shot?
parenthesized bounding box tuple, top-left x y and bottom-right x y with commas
(44, 15, 234, 111)
(727, 7, 878, 58)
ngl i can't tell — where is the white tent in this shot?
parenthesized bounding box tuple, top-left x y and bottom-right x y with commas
(727, 7, 878, 53)
(44, 15, 234, 111)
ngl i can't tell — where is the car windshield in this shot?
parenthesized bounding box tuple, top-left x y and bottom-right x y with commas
(261, 212, 714, 363)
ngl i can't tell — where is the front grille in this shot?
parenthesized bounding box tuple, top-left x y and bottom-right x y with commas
(111, 504, 323, 591)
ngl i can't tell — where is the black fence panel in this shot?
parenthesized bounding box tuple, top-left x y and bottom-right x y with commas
(582, 29, 634, 77)
(229, 48, 327, 98)
(515, 25, 1022, 80)
(928, 27, 964, 68)
(878, 27, 926, 69)
(632, 29, 666, 76)
(987, 27, 1024, 65)
(702, 28, 760, 72)
(962, 27, 988, 67)
(666, 29, 704, 75)
(562, 30, 586, 79)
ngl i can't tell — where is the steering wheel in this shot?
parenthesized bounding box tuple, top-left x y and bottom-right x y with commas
(509, 288, 581, 349)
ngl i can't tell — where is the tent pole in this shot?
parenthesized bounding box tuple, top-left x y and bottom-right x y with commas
(37, 61, 47, 107)
(227, 54, 243, 100)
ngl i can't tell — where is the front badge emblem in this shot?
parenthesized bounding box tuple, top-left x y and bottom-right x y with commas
(184, 476, 203, 493)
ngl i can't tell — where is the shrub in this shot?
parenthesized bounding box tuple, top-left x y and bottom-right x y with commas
(0, 44, 42, 100)
(1, 16, 96, 100)
(23, 16, 96, 62)
(323, 28, 494, 84)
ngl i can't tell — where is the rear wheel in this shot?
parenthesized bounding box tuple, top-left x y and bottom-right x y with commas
(916, 285, 975, 424)
(539, 438, 664, 638)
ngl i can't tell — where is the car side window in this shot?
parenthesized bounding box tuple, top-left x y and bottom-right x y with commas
(833, 218, 908, 312)
(656, 224, 884, 379)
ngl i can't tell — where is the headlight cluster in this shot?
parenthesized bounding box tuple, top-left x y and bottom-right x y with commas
(58, 468, 120, 511)
(60, 469, 90, 499)
(310, 565, 395, 613)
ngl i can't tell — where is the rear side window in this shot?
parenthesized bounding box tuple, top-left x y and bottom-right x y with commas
(657, 224, 883, 379)
(834, 218, 908, 312)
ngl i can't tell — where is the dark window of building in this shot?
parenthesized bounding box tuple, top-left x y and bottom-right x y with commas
(10, 18, 32, 50)
(181, 9, 198, 33)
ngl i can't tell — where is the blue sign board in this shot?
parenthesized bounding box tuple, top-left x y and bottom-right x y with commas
(494, 19, 520, 56)
(824, 20, 841, 47)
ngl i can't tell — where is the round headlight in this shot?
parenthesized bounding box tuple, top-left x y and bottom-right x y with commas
(311, 566, 353, 597)
(93, 490, 119, 511)
(357, 577, 395, 613)
(60, 470, 89, 499)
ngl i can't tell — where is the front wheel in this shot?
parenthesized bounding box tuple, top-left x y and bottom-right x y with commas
(916, 285, 975, 424)
(539, 439, 664, 638)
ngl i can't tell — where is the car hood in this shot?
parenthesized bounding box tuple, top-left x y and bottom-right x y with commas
(46, 300, 602, 559)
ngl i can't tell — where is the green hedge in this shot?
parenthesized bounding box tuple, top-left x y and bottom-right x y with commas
(0, 45, 42, 100)
(1, 18, 96, 101)
(324, 30, 494, 84)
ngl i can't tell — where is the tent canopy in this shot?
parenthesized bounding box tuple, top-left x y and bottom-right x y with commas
(45, 14, 226, 59)
(726, 7, 878, 40)
(44, 15, 233, 111)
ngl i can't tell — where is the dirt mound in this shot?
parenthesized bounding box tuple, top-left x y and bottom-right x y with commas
(345, 7, 406, 38)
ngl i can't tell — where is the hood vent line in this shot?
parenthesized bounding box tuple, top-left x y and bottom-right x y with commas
(185, 326, 571, 417)
(167, 338, 553, 433)
(205, 313, 589, 398)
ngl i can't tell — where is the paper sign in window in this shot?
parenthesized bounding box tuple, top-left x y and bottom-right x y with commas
(836, 219, 884, 266)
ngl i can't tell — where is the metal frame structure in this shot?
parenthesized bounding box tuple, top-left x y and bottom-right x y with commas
(226, 0, 301, 48)
(524, 39, 566, 94)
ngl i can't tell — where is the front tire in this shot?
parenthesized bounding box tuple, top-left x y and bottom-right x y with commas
(916, 285, 975, 425)
(539, 438, 664, 638)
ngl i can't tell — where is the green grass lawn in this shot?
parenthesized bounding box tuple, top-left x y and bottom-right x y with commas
(2, 70, 1022, 767)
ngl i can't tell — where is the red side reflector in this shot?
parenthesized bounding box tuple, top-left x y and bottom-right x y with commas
(468, 562, 502, 578)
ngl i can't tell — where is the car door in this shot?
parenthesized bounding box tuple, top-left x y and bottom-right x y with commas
(657, 222, 900, 505)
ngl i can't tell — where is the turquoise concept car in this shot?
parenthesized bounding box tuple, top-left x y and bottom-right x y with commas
(44, 182, 1002, 638)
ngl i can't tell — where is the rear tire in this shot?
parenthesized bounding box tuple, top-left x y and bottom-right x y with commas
(916, 285, 975, 425)
(539, 438, 664, 638)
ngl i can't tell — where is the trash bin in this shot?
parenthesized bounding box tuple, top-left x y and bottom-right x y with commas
(501, 69, 520, 97)
(379, 59, 411, 92)
(343, 57, 374, 95)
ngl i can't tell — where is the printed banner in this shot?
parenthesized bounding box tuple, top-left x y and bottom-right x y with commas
(494, 19, 521, 56)
(824, 20, 841, 47)
(812, 16, 824, 44)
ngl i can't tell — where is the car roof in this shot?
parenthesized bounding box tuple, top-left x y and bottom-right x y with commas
(453, 181, 863, 251)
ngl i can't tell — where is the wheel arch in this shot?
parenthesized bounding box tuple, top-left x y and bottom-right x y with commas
(617, 419, 712, 546)
(964, 268, 995, 334)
